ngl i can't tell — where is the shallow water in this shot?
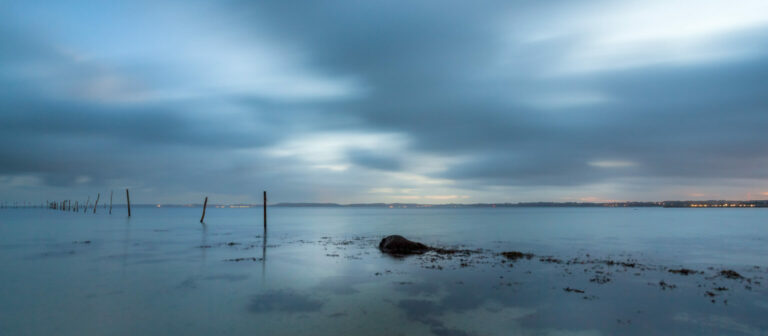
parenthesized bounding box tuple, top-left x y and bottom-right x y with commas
(1, 207, 767, 335)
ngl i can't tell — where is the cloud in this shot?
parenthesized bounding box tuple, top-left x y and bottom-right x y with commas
(2, 0, 768, 202)
(347, 149, 403, 171)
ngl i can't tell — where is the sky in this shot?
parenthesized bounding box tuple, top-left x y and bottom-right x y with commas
(2, 0, 768, 204)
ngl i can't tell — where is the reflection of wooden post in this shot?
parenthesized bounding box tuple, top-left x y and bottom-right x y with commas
(126, 189, 131, 217)
(200, 197, 208, 223)
(263, 191, 267, 231)
(109, 190, 113, 215)
(93, 193, 100, 214)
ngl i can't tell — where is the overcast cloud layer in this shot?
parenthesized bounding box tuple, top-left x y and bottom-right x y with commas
(2, 0, 768, 204)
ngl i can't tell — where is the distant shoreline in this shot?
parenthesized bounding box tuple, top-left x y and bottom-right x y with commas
(5, 200, 768, 209)
(272, 201, 767, 208)
(45, 201, 768, 208)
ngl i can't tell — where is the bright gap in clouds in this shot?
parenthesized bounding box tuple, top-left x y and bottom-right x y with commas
(265, 132, 408, 172)
(520, 0, 768, 74)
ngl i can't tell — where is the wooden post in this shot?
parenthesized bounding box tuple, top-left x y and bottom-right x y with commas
(200, 196, 208, 223)
(75, 201, 78, 212)
(93, 193, 100, 214)
(126, 189, 131, 217)
(263, 191, 267, 231)
(109, 190, 113, 215)
(85, 197, 90, 214)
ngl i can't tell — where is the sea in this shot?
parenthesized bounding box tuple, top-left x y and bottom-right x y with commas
(1, 207, 767, 335)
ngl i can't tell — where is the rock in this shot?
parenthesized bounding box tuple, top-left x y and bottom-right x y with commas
(501, 251, 534, 261)
(719, 270, 744, 279)
(378, 235, 430, 255)
(659, 280, 676, 290)
(669, 268, 698, 275)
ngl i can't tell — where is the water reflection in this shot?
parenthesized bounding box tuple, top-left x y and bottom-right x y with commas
(262, 230, 267, 281)
(200, 222, 208, 263)
(121, 217, 131, 275)
(248, 289, 324, 313)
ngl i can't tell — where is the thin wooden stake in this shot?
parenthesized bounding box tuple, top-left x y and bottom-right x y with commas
(263, 191, 267, 231)
(93, 193, 100, 214)
(126, 189, 131, 217)
(109, 190, 113, 215)
(200, 196, 208, 223)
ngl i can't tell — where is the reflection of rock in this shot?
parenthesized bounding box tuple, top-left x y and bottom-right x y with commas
(379, 235, 430, 255)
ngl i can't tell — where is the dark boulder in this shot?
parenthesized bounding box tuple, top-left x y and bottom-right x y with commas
(379, 235, 430, 255)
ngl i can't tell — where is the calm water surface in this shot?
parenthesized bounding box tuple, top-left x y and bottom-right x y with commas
(1, 207, 767, 335)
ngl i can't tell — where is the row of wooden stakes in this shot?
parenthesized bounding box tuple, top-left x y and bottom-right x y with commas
(47, 189, 132, 216)
(45, 189, 267, 229)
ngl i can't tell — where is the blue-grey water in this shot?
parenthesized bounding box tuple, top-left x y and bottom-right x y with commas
(1, 207, 767, 335)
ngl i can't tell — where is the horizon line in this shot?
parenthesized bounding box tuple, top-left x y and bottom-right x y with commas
(9, 199, 768, 208)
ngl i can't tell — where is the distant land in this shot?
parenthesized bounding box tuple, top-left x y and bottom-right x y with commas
(270, 200, 768, 208)
(144, 200, 768, 208)
(5, 200, 768, 209)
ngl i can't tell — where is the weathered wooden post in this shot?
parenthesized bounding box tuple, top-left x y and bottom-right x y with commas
(93, 193, 100, 214)
(109, 190, 113, 215)
(263, 191, 267, 231)
(126, 189, 131, 217)
(200, 196, 208, 223)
